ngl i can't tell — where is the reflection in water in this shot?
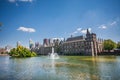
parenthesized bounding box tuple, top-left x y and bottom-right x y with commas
(0, 56, 120, 80)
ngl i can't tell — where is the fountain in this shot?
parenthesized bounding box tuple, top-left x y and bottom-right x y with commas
(48, 47, 59, 59)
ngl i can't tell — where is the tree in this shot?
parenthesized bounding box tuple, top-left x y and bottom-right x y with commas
(103, 39, 116, 51)
(55, 46, 61, 53)
(9, 46, 37, 57)
(117, 42, 120, 49)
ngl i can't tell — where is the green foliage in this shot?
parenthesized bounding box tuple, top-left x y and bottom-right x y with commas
(9, 46, 37, 57)
(117, 42, 120, 49)
(103, 39, 116, 50)
(55, 46, 61, 53)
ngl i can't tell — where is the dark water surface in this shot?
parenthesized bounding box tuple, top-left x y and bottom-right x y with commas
(0, 56, 120, 80)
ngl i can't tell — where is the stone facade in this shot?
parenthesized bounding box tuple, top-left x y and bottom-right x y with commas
(60, 29, 103, 56)
(33, 29, 103, 56)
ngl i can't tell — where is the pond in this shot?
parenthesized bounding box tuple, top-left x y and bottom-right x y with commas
(0, 56, 120, 80)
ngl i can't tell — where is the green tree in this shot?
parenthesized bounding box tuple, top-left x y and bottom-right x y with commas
(55, 46, 61, 53)
(117, 42, 120, 49)
(103, 39, 116, 51)
(9, 46, 37, 57)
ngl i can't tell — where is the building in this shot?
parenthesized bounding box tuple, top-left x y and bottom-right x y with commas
(33, 38, 63, 55)
(17, 41, 21, 47)
(60, 29, 103, 56)
(43, 38, 49, 47)
(33, 29, 103, 56)
(35, 42, 40, 49)
(0, 48, 7, 54)
(29, 39, 34, 49)
(5, 45, 12, 52)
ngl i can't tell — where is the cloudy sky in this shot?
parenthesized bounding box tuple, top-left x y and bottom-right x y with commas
(0, 0, 120, 47)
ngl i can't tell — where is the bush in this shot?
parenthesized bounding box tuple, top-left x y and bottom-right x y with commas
(9, 46, 37, 57)
(103, 39, 116, 51)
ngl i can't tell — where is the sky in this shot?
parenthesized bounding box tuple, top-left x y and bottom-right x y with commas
(0, 0, 120, 48)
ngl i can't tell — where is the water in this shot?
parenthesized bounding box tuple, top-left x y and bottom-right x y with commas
(0, 56, 120, 80)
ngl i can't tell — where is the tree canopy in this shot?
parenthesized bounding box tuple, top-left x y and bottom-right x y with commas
(103, 39, 116, 51)
(9, 46, 37, 57)
(117, 42, 120, 49)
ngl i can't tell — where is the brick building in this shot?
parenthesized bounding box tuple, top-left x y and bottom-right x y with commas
(33, 29, 103, 56)
(60, 29, 103, 56)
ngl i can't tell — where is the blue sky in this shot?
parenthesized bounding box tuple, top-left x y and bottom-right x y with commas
(0, 0, 120, 47)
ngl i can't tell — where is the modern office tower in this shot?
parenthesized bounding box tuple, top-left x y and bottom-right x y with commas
(43, 38, 49, 47)
(29, 39, 34, 49)
(5, 45, 12, 52)
(35, 42, 40, 49)
(17, 41, 21, 47)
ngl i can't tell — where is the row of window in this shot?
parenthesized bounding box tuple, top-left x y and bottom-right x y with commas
(63, 48, 92, 53)
(63, 41, 93, 46)
(62, 45, 92, 49)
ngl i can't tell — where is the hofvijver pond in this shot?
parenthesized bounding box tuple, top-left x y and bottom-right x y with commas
(0, 56, 120, 80)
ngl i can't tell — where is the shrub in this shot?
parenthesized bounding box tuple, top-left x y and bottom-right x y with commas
(9, 46, 37, 57)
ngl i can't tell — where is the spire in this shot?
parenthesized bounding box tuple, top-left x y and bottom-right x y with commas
(87, 29, 90, 34)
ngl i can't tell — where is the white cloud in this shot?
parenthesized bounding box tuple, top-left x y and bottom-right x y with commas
(16, 3, 19, 6)
(81, 28, 91, 34)
(98, 25, 107, 29)
(88, 28, 91, 32)
(110, 21, 117, 26)
(19, 0, 33, 2)
(72, 31, 78, 34)
(8, 0, 16, 2)
(52, 38, 64, 40)
(17, 26, 36, 32)
(81, 29, 87, 34)
(8, 0, 33, 3)
(98, 21, 117, 29)
(77, 28, 82, 31)
(71, 28, 91, 35)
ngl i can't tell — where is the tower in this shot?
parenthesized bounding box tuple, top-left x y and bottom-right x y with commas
(43, 38, 49, 47)
(17, 41, 21, 47)
(29, 39, 34, 49)
(86, 29, 91, 41)
(86, 29, 97, 56)
(35, 42, 40, 48)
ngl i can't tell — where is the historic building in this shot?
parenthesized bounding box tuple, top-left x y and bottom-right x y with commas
(32, 38, 62, 55)
(60, 29, 103, 56)
(32, 29, 103, 56)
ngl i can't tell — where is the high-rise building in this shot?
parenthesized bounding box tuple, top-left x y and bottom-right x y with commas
(35, 42, 40, 49)
(5, 45, 12, 52)
(17, 41, 21, 47)
(29, 39, 34, 49)
(43, 38, 49, 47)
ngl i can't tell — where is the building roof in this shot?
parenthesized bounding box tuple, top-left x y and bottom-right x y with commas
(66, 35, 85, 42)
(64, 39, 85, 44)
